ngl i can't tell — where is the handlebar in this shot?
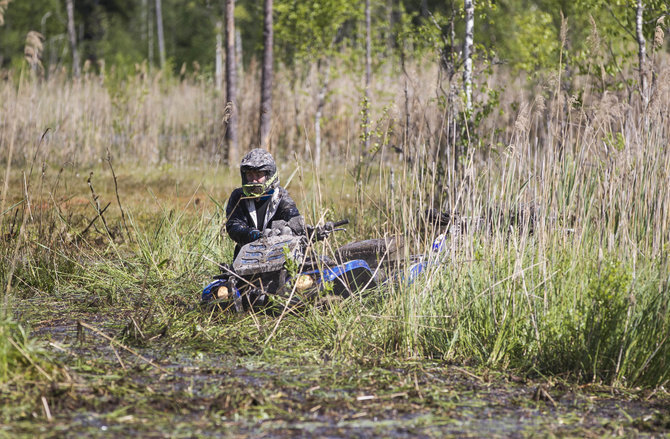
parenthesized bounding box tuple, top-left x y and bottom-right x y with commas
(331, 219, 349, 228)
(309, 218, 349, 241)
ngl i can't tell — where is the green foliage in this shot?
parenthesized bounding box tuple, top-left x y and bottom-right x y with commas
(581, 259, 632, 375)
(604, 132, 626, 152)
(274, 0, 361, 66)
(0, 314, 53, 383)
(428, 248, 667, 386)
(506, 7, 560, 72)
(1, 0, 668, 83)
(282, 245, 299, 277)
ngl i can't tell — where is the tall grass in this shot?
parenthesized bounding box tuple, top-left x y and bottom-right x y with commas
(1, 50, 669, 390)
(340, 52, 670, 386)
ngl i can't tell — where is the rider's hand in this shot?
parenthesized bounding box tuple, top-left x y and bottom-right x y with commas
(248, 229, 262, 242)
(305, 224, 328, 241)
(314, 225, 328, 241)
(288, 215, 307, 235)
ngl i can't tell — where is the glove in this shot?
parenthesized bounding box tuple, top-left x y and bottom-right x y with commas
(308, 225, 328, 241)
(287, 215, 307, 235)
(248, 229, 262, 242)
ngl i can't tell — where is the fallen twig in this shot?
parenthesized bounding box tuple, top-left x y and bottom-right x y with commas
(41, 396, 52, 422)
(452, 365, 484, 383)
(106, 149, 131, 242)
(81, 202, 111, 236)
(110, 342, 127, 371)
(87, 172, 113, 239)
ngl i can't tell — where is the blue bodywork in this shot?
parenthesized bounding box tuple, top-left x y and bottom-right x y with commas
(393, 232, 448, 285)
(300, 259, 371, 284)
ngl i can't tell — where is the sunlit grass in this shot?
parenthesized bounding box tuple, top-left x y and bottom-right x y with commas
(1, 53, 670, 412)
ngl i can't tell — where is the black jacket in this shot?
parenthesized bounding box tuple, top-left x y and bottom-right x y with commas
(224, 186, 301, 254)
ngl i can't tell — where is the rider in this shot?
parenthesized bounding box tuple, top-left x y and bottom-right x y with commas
(224, 148, 304, 257)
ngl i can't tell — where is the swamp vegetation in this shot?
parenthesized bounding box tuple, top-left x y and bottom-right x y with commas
(1, 140, 669, 435)
(2, 4, 670, 434)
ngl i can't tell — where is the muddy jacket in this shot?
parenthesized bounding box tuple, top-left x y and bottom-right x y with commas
(224, 186, 302, 256)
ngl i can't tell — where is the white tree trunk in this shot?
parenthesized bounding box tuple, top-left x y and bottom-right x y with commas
(463, 0, 474, 113)
(636, 0, 648, 106)
(155, 0, 166, 69)
(225, 0, 238, 164)
(66, 0, 80, 78)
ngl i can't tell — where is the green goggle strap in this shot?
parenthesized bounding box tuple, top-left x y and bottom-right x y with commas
(242, 172, 278, 197)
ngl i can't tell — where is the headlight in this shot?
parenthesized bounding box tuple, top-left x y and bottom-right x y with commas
(216, 286, 230, 300)
(295, 274, 314, 291)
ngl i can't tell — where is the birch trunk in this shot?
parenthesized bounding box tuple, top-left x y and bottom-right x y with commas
(636, 0, 648, 106)
(66, 0, 80, 78)
(225, 0, 238, 164)
(463, 0, 474, 113)
(155, 0, 166, 69)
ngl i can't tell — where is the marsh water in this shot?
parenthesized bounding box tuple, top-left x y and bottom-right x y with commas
(6, 303, 669, 439)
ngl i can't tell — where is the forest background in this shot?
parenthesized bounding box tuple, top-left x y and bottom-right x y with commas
(2, 0, 669, 168)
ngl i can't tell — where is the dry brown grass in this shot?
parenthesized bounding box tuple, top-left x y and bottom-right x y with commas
(0, 58, 459, 166)
(1, 53, 669, 260)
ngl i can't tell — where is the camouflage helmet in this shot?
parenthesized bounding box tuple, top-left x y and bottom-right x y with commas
(240, 148, 279, 197)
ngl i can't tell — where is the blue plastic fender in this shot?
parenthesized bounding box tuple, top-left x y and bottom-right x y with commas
(300, 259, 372, 285)
(402, 234, 449, 285)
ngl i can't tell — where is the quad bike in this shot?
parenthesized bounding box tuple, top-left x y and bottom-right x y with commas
(201, 210, 463, 313)
(201, 219, 383, 313)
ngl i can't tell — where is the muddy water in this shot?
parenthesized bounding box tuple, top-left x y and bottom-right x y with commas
(4, 315, 667, 438)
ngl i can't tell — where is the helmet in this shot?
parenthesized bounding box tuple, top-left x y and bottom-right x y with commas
(240, 148, 279, 197)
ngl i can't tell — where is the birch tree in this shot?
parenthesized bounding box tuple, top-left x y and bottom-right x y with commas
(463, 0, 474, 113)
(636, 0, 648, 106)
(274, 0, 358, 165)
(225, 0, 239, 164)
(65, 0, 80, 78)
(155, 0, 166, 69)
